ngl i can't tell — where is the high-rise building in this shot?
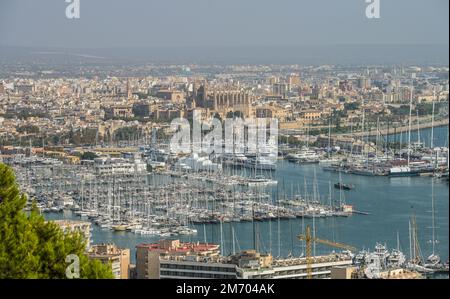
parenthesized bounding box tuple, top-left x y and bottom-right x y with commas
(135, 240, 224, 279)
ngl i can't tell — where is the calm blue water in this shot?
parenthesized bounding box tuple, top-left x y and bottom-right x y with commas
(45, 126, 449, 264)
(388, 125, 449, 147)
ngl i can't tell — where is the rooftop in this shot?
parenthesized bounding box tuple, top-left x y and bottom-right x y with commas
(136, 239, 219, 254)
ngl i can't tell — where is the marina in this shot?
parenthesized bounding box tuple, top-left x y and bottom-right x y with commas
(42, 158, 448, 273)
(311, 125, 449, 178)
(5, 125, 447, 275)
(15, 157, 358, 235)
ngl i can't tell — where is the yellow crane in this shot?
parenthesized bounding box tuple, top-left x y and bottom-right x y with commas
(297, 225, 357, 279)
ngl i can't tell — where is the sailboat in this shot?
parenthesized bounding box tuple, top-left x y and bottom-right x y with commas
(424, 178, 442, 269)
(407, 212, 434, 273)
(411, 110, 424, 150)
(335, 170, 353, 215)
(389, 86, 420, 177)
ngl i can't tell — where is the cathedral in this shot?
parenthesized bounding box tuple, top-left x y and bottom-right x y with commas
(188, 84, 253, 118)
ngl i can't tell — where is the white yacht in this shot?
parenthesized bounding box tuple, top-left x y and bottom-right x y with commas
(287, 147, 320, 163)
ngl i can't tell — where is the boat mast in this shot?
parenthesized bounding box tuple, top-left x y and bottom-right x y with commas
(407, 86, 413, 167)
(430, 178, 436, 256)
(416, 110, 420, 145)
(399, 130, 403, 153)
(312, 169, 317, 257)
(203, 223, 207, 244)
(306, 122, 310, 148)
(328, 118, 331, 159)
(409, 219, 413, 261)
(376, 116, 380, 160)
(328, 181, 332, 207)
(412, 216, 416, 262)
(350, 122, 354, 157)
(232, 226, 236, 255)
(386, 118, 390, 159)
(304, 176, 308, 206)
(431, 90, 435, 149)
(339, 171, 343, 207)
(278, 206, 281, 257)
(220, 218, 224, 256)
(361, 98, 365, 160)
(269, 218, 272, 255)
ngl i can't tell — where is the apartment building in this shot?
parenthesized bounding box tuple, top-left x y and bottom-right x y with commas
(88, 243, 130, 279)
(135, 240, 224, 279)
(135, 240, 353, 279)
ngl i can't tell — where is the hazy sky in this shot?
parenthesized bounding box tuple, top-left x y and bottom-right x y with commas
(0, 0, 448, 49)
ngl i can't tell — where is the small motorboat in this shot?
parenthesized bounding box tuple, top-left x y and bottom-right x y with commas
(334, 182, 354, 190)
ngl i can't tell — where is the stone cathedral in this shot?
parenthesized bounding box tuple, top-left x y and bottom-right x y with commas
(188, 84, 253, 118)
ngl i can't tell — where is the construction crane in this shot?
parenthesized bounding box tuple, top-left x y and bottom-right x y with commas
(297, 225, 357, 279)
